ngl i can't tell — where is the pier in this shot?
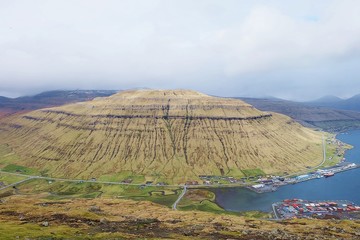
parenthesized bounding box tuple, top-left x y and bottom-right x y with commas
(248, 162, 360, 193)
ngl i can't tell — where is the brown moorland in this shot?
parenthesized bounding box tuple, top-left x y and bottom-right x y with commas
(0, 194, 359, 239)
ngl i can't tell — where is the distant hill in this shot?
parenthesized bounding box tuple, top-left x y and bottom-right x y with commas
(237, 97, 360, 132)
(0, 90, 118, 117)
(307, 94, 360, 111)
(0, 96, 10, 102)
(310, 95, 343, 104)
(339, 94, 360, 111)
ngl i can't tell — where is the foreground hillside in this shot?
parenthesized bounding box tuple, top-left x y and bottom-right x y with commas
(0, 194, 359, 239)
(0, 89, 323, 182)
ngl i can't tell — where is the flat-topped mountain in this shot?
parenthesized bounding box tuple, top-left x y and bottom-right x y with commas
(48, 89, 268, 119)
(0, 89, 323, 183)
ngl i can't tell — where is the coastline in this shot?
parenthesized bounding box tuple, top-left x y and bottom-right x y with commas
(0, 131, 357, 218)
(211, 130, 360, 213)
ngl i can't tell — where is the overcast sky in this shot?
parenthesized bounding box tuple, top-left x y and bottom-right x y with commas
(1, 0, 360, 100)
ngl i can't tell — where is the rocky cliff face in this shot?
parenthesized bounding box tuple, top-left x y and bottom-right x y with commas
(0, 90, 322, 182)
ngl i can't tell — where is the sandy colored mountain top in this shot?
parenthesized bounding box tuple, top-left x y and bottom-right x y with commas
(0, 89, 323, 182)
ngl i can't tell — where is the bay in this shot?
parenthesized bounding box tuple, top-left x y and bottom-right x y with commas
(213, 130, 360, 212)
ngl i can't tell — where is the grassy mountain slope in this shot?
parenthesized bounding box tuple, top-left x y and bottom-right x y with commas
(0, 90, 323, 182)
(0, 194, 359, 239)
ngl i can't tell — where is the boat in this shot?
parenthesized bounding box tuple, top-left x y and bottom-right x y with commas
(323, 172, 335, 177)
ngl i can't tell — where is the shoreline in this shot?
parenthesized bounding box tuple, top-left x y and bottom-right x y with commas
(0, 131, 357, 217)
(210, 130, 360, 213)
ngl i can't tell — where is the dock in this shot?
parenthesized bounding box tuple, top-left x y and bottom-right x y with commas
(247, 162, 359, 193)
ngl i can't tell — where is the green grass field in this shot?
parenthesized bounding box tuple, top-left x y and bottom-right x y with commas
(10, 178, 181, 208)
(241, 168, 266, 177)
(2, 164, 40, 175)
(321, 136, 351, 168)
(0, 173, 28, 185)
(177, 189, 238, 215)
(97, 171, 145, 184)
(0, 221, 87, 240)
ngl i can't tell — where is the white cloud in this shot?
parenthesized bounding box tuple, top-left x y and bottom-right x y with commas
(217, 1, 360, 75)
(0, 0, 359, 99)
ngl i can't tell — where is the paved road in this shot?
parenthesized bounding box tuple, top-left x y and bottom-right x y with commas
(281, 134, 327, 179)
(0, 177, 34, 191)
(318, 134, 327, 168)
(172, 185, 187, 210)
(0, 170, 181, 188)
(0, 137, 329, 191)
(272, 204, 279, 219)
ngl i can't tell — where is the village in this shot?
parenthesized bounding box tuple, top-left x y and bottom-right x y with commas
(272, 199, 360, 220)
(186, 161, 360, 194)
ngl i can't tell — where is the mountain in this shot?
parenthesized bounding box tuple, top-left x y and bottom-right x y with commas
(0, 90, 118, 118)
(238, 97, 360, 132)
(0, 89, 323, 183)
(339, 94, 360, 111)
(307, 94, 360, 111)
(310, 95, 343, 104)
(0, 96, 10, 102)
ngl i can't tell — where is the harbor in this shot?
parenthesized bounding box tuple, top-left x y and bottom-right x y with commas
(248, 162, 360, 193)
(272, 199, 360, 220)
(213, 130, 360, 212)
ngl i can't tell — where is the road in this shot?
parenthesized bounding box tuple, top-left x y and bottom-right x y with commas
(172, 185, 187, 210)
(272, 204, 279, 219)
(282, 134, 327, 179)
(0, 136, 330, 191)
(0, 177, 34, 191)
(0, 170, 190, 211)
(0, 170, 180, 188)
(317, 134, 327, 168)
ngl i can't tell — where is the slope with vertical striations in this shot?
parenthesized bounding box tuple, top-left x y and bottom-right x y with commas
(0, 89, 323, 183)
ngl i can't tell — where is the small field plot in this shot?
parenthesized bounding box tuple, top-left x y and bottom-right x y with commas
(14, 179, 180, 208)
(0, 173, 28, 186)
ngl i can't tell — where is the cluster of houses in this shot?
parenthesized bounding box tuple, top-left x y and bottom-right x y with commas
(198, 175, 245, 185)
(274, 199, 360, 219)
(327, 137, 346, 158)
(198, 175, 282, 186)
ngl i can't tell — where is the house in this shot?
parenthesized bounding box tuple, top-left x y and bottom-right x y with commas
(185, 180, 199, 185)
(156, 182, 167, 186)
(252, 184, 265, 189)
(121, 179, 133, 184)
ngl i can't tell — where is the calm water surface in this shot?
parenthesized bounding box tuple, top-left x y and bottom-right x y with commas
(213, 130, 360, 212)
